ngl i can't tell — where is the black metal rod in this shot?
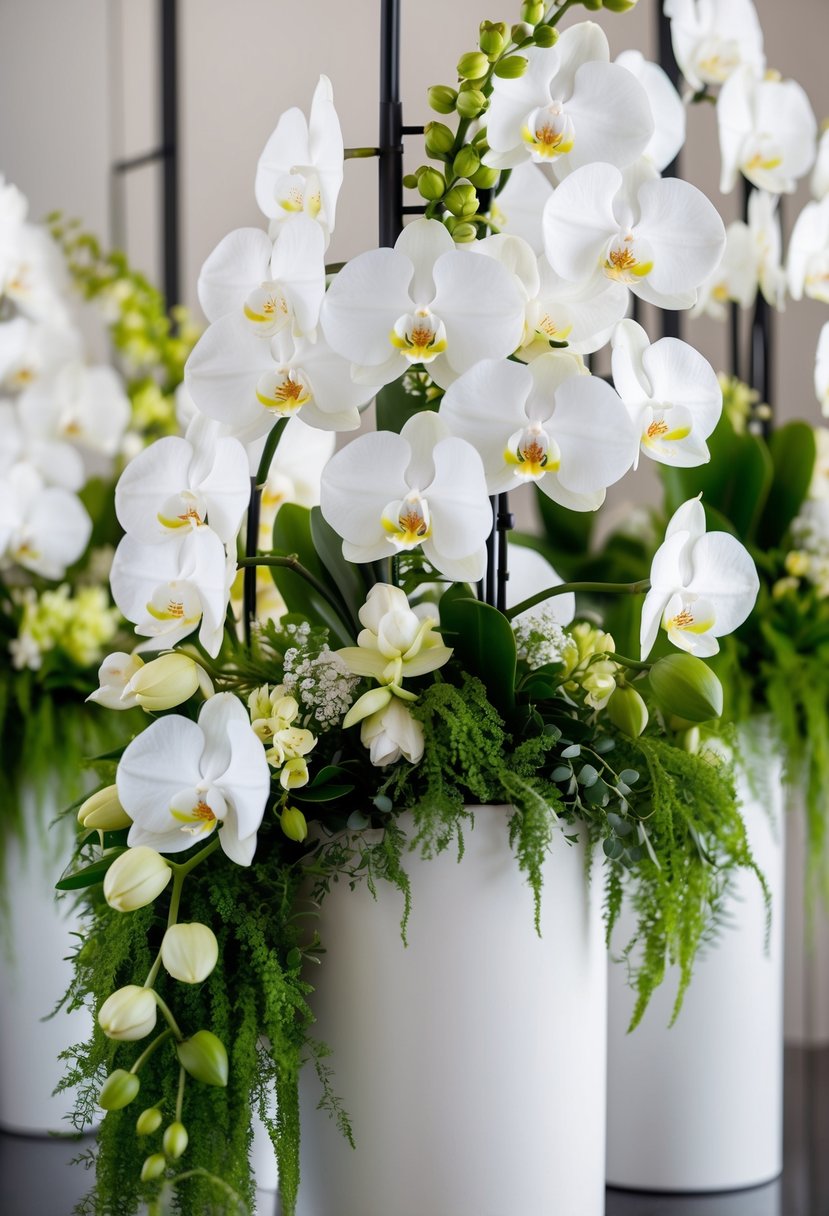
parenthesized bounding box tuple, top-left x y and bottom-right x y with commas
(485, 498, 498, 607)
(244, 477, 261, 646)
(730, 301, 742, 381)
(113, 146, 172, 174)
(160, 0, 180, 308)
(495, 494, 514, 614)
(379, 0, 403, 247)
(657, 2, 681, 342)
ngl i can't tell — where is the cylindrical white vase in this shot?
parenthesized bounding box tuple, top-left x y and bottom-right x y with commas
(297, 806, 607, 1216)
(0, 789, 96, 1136)
(606, 720, 785, 1193)
(783, 777, 829, 1045)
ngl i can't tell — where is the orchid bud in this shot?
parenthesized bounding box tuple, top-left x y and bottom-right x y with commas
(494, 55, 529, 80)
(427, 85, 458, 115)
(280, 757, 310, 791)
(606, 685, 649, 738)
(479, 21, 508, 57)
(124, 651, 211, 711)
(603, 0, 638, 10)
(176, 1030, 229, 1088)
(280, 805, 309, 843)
(87, 651, 144, 710)
(471, 164, 499, 189)
(161, 923, 219, 985)
(453, 146, 481, 178)
(649, 654, 724, 723)
(456, 88, 487, 119)
(582, 0, 603, 9)
(163, 1121, 189, 1160)
(444, 183, 479, 217)
(99, 986, 158, 1041)
(402, 173, 419, 190)
(424, 122, 454, 158)
(78, 785, 132, 831)
(136, 1107, 163, 1135)
(534, 25, 558, 47)
(104, 846, 172, 912)
(99, 1069, 140, 1111)
(521, 1, 544, 22)
(511, 22, 534, 42)
(450, 221, 479, 244)
(457, 51, 489, 81)
(141, 1154, 167, 1182)
(679, 726, 701, 754)
(417, 167, 447, 201)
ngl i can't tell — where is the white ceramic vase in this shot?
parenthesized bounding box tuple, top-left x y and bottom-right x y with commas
(783, 777, 829, 1044)
(0, 787, 96, 1136)
(605, 719, 785, 1193)
(296, 805, 607, 1216)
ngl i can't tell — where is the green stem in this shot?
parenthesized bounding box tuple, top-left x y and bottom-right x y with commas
(153, 992, 185, 1042)
(175, 1065, 186, 1122)
(237, 554, 352, 628)
(255, 416, 289, 488)
(172, 836, 221, 879)
(130, 1027, 173, 1075)
(324, 261, 346, 275)
(344, 146, 380, 159)
(505, 578, 651, 621)
(608, 652, 652, 674)
(144, 839, 220, 987)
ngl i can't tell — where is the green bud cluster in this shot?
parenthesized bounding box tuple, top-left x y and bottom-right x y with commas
(520, 1, 545, 22)
(479, 20, 508, 57)
(603, 0, 638, 10)
(424, 121, 454, 158)
(456, 87, 488, 119)
(427, 85, 458, 114)
(457, 50, 489, 81)
(534, 24, 558, 47)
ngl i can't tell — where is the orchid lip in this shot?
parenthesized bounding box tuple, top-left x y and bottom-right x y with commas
(381, 493, 433, 550)
(504, 425, 560, 482)
(255, 367, 313, 414)
(389, 308, 448, 364)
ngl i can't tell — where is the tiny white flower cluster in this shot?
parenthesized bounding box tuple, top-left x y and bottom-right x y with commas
(513, 609, 571, 671)
(282, 637, 359, 729)
(785, 502, 829, 598)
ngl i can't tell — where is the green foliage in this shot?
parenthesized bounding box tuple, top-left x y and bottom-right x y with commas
(374, 371, 438, 434)
(439, 586, 517, 712)
(756, 422, 817, 550)
(271, 505, 353, 644)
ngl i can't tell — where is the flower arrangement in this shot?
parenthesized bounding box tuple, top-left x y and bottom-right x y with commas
(58, 2, 776, 1213)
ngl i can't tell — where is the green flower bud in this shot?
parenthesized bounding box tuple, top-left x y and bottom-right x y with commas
(450, 222, 478, 244)
(161, 922, 219, 984)
(103, 846, 172, 912)
(582, 0, 602, 8)
(99, 1069, 140, 1111)
(427, 85, 458, 115)
(479, 20, 508, 57)
(603, 0, 637, 8)
(98, 986, 158, 1041)
(606, 685, 649, 738)
(455, 89, 487, 120)
(402, 173, 419, 190)
(649, 654, 724, 723)
(494, 55, 529, 80)
(281, 805, 308, 843)
(679, 726, 701, 754)
(163, 1121, 189, 1160)
(453, 146, 481, 178)
(520, 1, 545, 22)
(534, 25, 559, 47)
(176, 1030, 229, 1088)
(78, 785, 132, 831)
(424, 121, 454, 158)
(511, 22, 534, 42)
(136, 1106, 163, 1135)
(141, 1153, 167, 1182)
(125, 651, 211, 712)
(444, 183, 479, 218)
(470, 164, 500, 189)
(457, 51, 489, 81)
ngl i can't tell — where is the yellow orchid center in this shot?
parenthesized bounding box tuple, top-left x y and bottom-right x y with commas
(603, 233, 654, 284)
(170, 785, 227, 837)
(243, 281, 292, 334)
(381, 493, 433, 550)
(642, 411, 691, 448)
(389, 308, 448, 364)
(504, 425, 561, 481)
(664, 602, 715, 637)
(276, 170, 322, 220)
(146, 582, 202, 626)
(522, 104, 575, 161)
(534, 312, 573, 344)
(256, 367, 313, 415)
(157, 490, 207, 531)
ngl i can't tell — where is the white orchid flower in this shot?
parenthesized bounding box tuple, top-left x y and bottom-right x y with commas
(117, 693, 271, 866)
(787, 195, 829, 303)
(0, 398, 85, 491)
(361, 698, 425, 767)
(717, 65, 816, 195)
(489, 162, 553, 254)
(320, 411, 492, 582)
(87, 651, 145, 710)
(185, 313, 372, 441)
(22, 361, 131, 457)
(483, 23, 653, 175)
(440, 353, 637, 512)
(611, 320, 722, 468)
(196, 215, 325, 337)
(816, 323, 829, 417)
(475, 233, 627, 356)
(664, 0, 765, 92)
(696, 189, 785, 317)
(0, 181, 69, 322)
(640, 497, 759, 659)
(255, 76, 344, 242)
(0, 318, 82, 393)
(0, 462, 91, 578)
(812, 127, 829, 201)
(542, 162, 725, 310)
(320, 218, 525, 390)
(615, 51, 686, 173)
(115, 415, 250, 546)
(110, 527, 233, 658)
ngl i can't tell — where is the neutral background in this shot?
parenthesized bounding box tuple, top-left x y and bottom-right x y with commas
(0, 0, 826, 520)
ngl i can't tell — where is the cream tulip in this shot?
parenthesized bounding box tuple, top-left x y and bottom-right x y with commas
(161, 923, 219, 984)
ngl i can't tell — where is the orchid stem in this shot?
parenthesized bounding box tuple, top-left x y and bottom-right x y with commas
(244, 419, 289, 645)
(237, 554, 351, 628)
(608, 652, 651, 673)
(505, 578, 650, 621)
(153, 992, 184, 1042)
(175, 1066, 186, 1123)
(344, 146, 380, 159)
(129, 1028, 173, 1075)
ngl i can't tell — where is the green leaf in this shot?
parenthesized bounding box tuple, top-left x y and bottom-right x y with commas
(375, 376, 435, 434)
(271, 505, 352, 644)
(756, 421, 817, 550)
(294, 783, 355, 803)
(310, 507, 368, 628)
(439, 586, 517, 712)
(56, 848, 127, 891)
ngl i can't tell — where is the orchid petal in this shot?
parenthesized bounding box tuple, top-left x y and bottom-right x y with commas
(118, 716, 205, 836)
(543, 163, 621, 283)
(197, 228, 273, 323)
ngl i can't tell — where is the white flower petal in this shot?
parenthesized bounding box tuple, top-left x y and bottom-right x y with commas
(118, 715, 205, 836)
(197, 228, 273, 323)
(543, 164, 621, 283)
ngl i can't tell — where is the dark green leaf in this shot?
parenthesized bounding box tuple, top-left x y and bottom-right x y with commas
(439, 586, 517, 712)
(375, 376, 435, 434)
(756, 421, 817, 549)
(56, 848, 127, 891)
(310, 506, 368, 629)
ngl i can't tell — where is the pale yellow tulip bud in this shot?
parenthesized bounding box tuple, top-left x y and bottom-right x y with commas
(99, 1069, 140, 1110)
(280, 806, 308, 843)
(103, 846, 172, 912)
(141, 1153, 167, 1182)
(98, 986, 157, 1041)
(136, 1106, 163, 1135)
(161, 923, 219, 984)
(78, 785, 132, 831)
(124, 651, 213, 711)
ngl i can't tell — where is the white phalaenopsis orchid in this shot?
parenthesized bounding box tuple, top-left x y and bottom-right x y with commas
(475, 233, 627, 356)
(110, 527, 232, 658)
(787, 195, 829, 303)
(196, 215, 325, 336)
(255, 75, 344, 242)
(813, 127, 829, 202)
(717, 65, 817, 195)
(483, 23, 653, 174)
(117, 693, 271, 866)
(0, 316, 81, 393)
(0, 462, 92, 578)
(615, 51, 686, 173)
(611, 320, 722, 468)
(816, 323, 829, 416)
(115, 416, 250, 546)
(542, 162, 726, 309)
(185, 314, 373, 440)
(440, 353, 637, 511)
(0, 178, 69, 322)
(0, 399, 85, 492)
(320, 411, 491, 581)
(21, 361, 131, 458)
(489, 162, 553, 254)
(665, 0, 765, 92)
(320, 218, 525, 389)
(694, 189, 784, 317)
(640, 497, 759, 659)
